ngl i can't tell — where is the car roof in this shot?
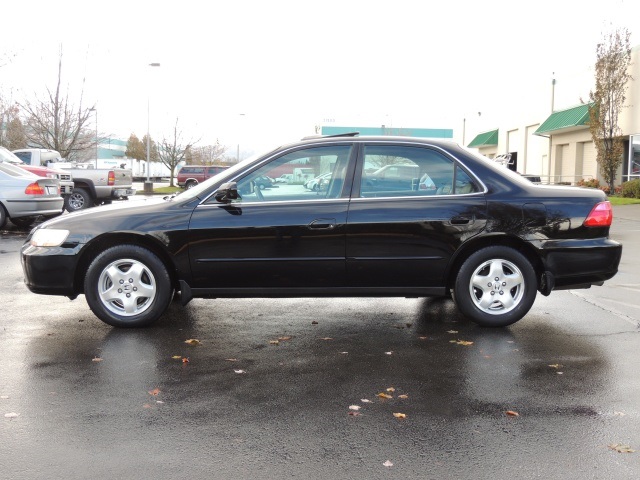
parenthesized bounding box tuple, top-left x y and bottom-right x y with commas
(286, 134, 459, 150)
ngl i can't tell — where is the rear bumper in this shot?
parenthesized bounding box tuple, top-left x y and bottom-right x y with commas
(5, 198, 64, 218)
(112, 188, 136, 198)
(539, 237, 622, 289)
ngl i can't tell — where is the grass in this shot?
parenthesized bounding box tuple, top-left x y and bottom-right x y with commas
(608, 196, 640, 205)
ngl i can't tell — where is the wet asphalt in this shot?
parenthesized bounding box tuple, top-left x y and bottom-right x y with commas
(0, 205, 639, 479)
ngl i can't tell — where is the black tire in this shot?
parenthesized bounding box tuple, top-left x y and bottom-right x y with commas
(11, 216, 36, 229)
(453, 246, 537, 327)
(65, 188, 92, 212)
(84, 245, 173, 327)
(0, 204, 7, 229)
(185, 180, 197, 189)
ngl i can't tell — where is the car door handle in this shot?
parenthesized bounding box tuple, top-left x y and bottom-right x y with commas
(308, 218, 336, 230)
(450, 215, 473, 225)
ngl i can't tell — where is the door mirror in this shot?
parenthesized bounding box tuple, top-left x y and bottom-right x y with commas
(214, 182, 239, 203)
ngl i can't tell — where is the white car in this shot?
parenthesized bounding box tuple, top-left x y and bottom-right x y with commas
(0, 161, 63, 229)
(304, 172, 331, 191)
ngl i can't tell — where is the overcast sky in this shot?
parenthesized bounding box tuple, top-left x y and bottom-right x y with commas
(3, 0, 639, 156)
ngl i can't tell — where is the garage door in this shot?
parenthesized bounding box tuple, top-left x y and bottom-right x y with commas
(581, 141, 598, 179)
(558, 144, 573, 183)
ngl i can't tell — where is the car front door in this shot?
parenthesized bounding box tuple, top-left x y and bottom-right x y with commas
(188, 144, 355, 291)
(346, 143, 487, 292)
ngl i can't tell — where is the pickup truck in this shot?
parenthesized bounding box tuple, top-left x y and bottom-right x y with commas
(12, 149, 136, 212)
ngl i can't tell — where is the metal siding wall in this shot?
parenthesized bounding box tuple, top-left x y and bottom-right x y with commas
(560, 144, 573, 181)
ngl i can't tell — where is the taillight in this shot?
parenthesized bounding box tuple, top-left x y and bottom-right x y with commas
(108, 171, 115, 186)
(25, 182, 45, 195)
(584, 201, 613, 227)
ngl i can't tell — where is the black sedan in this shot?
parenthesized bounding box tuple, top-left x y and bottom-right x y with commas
(21, 135, 622, 328)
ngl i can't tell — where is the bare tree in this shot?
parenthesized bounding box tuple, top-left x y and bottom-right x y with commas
(19, 48, 96, 160)
(186, 140, 227, 165)
(588, 27, 633, 193)
(157, 118, 199, 186)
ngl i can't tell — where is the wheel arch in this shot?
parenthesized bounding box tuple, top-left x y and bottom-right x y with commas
(445, 234, 544, 291)
(73, 232, 180, 295)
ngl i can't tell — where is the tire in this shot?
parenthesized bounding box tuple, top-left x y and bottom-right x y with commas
(453, 246, 537, 327)
(84, 245, 172, 327)
(0, 205, 7, 229)
(65, 188, 92, 212)
(11, 216, 36, 229)
(185, 180, 197, 189)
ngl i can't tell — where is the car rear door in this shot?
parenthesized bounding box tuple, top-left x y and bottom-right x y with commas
(188, 143, 356, 290)
(345, 142, 487, 290)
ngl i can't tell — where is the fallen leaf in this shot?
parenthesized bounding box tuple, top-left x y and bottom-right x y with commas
(614, 411, 626, 417)
(184, 339, 201, 346)
(234, 369, 246, 374)
(447, 330, 459, 334)
(278, 336, 293, 341)
(386, 387, 396, 393)
(609, 443, 635, 453)
(385, 351, 393, 355)
(557, 372, 563, 375)
(377, 393, 393, 399)
(156, 400, 164, 404)
(4, 412, 19, 418)
(349, 405, 361, 411)
(398, 394, 409, 399)
(91, 357, 103, 362)
(548, 364, 563, 369)
(393, 412, 407, 419)
(142, 403, 153, 409)
(0, 396, 9, 399)
(383, 460, 394, 467)
(505, 410, 519, 417)
(269, 340, 280, 345)
(348, 411, 361, 416)
(148, 388, 161, 396)
(182, 357, 190, 364)
(450, 340, 474, 346)
(171, 355, 182, 360)
(311, 321, 319, 325)
(339, 352, 349, 355)
(361, 399, 372, 403)
(419, 336, 428, 340)
(225, 358, 238, 362)
(320, 337, 333, 341)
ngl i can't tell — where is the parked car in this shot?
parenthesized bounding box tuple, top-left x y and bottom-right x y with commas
(304, 172, 331, 191)
(21, 134, 621, 328)
(0, 161, 63, 229)
(275, 174, 293, 184)
(177, 165, 229, 189)
(0, 146, 74, 202)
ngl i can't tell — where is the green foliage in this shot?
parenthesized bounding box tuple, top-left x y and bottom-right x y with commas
(577, 178, 600, 189)
(621, 179, 640, 198)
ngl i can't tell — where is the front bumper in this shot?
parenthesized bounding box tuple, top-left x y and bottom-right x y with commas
(21, 242, 82, 297)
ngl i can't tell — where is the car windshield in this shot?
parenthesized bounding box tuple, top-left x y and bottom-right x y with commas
(0, 147, 23, 165)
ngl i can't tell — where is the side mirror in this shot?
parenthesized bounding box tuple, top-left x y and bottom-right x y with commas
(214, 182, 239, 203)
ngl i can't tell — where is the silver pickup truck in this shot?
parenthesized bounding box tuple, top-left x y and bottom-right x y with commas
(12, 149, 136, 212)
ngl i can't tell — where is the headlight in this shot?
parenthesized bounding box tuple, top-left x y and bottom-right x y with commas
(30, 229, 70, 247)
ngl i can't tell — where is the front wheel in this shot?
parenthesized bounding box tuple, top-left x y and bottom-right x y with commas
(11, 216, 36, 229)
(453, 246, 537, 327)
(84, 245, 173, 327)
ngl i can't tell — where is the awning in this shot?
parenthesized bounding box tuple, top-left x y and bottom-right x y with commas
(534, 104, 592, 136)
(467, 129, 498, 148)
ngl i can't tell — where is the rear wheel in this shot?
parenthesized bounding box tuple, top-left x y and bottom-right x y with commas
(0, 205, 7, 229)
(453, 246, 537, 327)
(185, 180, 197, 189)
(65, 188, 92, 212)
(11, 216, 36, 229)
(84, 245, 172, 327)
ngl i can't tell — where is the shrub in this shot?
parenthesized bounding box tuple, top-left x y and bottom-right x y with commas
(621, 179, 640, 198)
(578, 178, 600, 189)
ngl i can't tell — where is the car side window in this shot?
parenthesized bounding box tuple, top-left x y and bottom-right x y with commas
(359, 145, 478, 197)
(233, 145, 352, 203)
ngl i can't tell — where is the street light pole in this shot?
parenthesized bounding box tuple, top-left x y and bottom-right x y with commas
(144, 62, 161, 194)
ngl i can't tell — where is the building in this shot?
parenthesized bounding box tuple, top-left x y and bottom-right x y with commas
(467, 45, 640, 186)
